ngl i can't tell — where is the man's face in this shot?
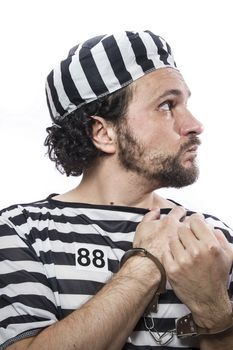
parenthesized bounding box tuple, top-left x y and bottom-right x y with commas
(116, 68, 203, 188)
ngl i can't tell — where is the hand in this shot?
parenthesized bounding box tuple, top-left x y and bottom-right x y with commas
(133, 206, 186, 262)
(162, 213, 233, 330)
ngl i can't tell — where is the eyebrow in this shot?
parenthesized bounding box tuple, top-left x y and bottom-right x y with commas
(158, 89, 191, 99)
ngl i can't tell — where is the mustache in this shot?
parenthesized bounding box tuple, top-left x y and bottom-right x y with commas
(180, 136, 201, 153)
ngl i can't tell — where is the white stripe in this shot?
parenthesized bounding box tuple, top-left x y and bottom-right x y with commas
(43, 263, 113, 281)
(69, 46, 96, 100)
(53, 64, 73, 113)
(115, 32, 144, 80)
(0, 282, 56, 306)
(128, 329, 199, 347)
(2, 204, 144, 222)
(0, 235, 27, 249)
(0, 303, 57, 323)
(17, 218, 137, 239)
(0, 260, 45, 275)
(1, 319, 56, 344)
(59, 294, 91, 309)
(45, 81, 59, 118)
(139, 32, 167, 68)
(32, 237, 124, 259)
(91, 42, 121, 92)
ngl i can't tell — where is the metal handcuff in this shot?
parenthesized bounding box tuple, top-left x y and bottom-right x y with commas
(120, 247, 233, 346)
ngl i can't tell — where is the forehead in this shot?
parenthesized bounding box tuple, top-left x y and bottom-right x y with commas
(130, 68, 190, 101)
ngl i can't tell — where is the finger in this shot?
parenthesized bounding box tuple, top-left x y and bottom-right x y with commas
(189, 213, 216, 242)
(166, 206, 186, 222)
(183, 213, 204, 227)
(162, 249, 175, 272)
(214, 229, 233, 256)
(142, 208, 160, 222)
(178, 225, 200, 250)
(168, 233, 187, 259)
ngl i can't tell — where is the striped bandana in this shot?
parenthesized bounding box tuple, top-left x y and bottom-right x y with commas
(46, 30, 177, 121)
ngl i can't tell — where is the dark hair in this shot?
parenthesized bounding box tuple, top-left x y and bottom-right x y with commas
(44, 85, 132, 176)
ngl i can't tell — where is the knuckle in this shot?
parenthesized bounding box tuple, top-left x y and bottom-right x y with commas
(168, 265, 181, 280)
(191, 248, 201, 260)
(208, 243, 221, 256)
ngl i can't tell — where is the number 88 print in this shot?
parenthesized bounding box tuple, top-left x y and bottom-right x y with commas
(75, 244, 108, 272)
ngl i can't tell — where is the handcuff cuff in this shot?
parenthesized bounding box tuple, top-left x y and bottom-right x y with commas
(120, 247, 233, 343)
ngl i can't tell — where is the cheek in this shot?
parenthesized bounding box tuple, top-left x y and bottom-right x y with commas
(142, 127, 181, 153)
(127, 113, 181, 151)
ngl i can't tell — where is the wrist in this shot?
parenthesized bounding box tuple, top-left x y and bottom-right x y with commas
(119, 253, 161, 288)
(119, 248, 166, 313)
(192, 299, 233, 332)
(176, 301, 233, 338)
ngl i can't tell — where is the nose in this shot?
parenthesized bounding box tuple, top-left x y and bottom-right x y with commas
(179, 111, 204, 137)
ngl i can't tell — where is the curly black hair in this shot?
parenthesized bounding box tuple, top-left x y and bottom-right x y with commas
(44, 85, 133, 176)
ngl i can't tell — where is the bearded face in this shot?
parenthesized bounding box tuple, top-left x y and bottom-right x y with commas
(116, 121, 200, 188)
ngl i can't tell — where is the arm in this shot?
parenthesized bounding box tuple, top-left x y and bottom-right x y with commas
(7, 256, 160, 350)
(6, 206, 187, 350)
(162, 214, 233, 350)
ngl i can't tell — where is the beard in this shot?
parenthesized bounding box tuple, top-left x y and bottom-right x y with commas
(116, 123, 200, 188)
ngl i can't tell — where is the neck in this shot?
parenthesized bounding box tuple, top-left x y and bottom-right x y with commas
(55, 157, 175, 209)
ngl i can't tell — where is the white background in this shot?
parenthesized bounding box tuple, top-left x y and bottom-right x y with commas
(0, 0, 232, 226)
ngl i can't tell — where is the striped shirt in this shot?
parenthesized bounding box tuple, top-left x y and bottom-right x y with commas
(0, 194, 233, 349)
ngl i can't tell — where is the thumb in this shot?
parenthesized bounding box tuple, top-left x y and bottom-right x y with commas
(142, 208, 160, 222)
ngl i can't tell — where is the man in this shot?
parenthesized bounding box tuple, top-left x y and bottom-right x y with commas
(0, 30, 233, 350)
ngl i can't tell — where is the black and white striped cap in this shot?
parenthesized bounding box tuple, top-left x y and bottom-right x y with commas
(46, 30, 177, 121)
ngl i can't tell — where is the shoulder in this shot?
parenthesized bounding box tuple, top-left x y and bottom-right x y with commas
(0, 196, 50, 219)
(0, 195, 56, 238)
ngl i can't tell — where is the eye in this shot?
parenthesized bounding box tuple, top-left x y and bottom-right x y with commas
(159, 100, 174, 111)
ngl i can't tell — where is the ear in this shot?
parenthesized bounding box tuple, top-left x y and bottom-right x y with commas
(91, 116, 117, 154)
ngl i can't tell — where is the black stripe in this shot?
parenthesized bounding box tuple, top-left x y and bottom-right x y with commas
(146, 31, 170, 65)
(68, 44, 80, 56)
(61, 308, 74, 318)
(102, 35, 132, 85)
(160, 290, 182, 304)
(28, 227, 134, 247)
(79, 46, 108, 96)
(0, 223, 16, 236)
(39, 251, 75, 265)
(57, 278, 104, 295)
(135, 316, 175, 333)
(28, 212, 139, 232)
(1, 314, 52, 327)
(0, 248, 39, 262)
(60, 56, 85, 108)
(108, 258, 119, 273)
(0, 294, 57, 315)
(126, 32, 154, 73)
(165, 41, 177, 68)
(82, 35, 105, 49)
(47, 70, 66, 117)
(0, 271, 51, 288)
(3, 211, 28, 226)
(68, 35, 105, 57)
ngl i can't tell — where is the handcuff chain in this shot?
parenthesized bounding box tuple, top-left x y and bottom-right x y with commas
(144, 314, 176, 346)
